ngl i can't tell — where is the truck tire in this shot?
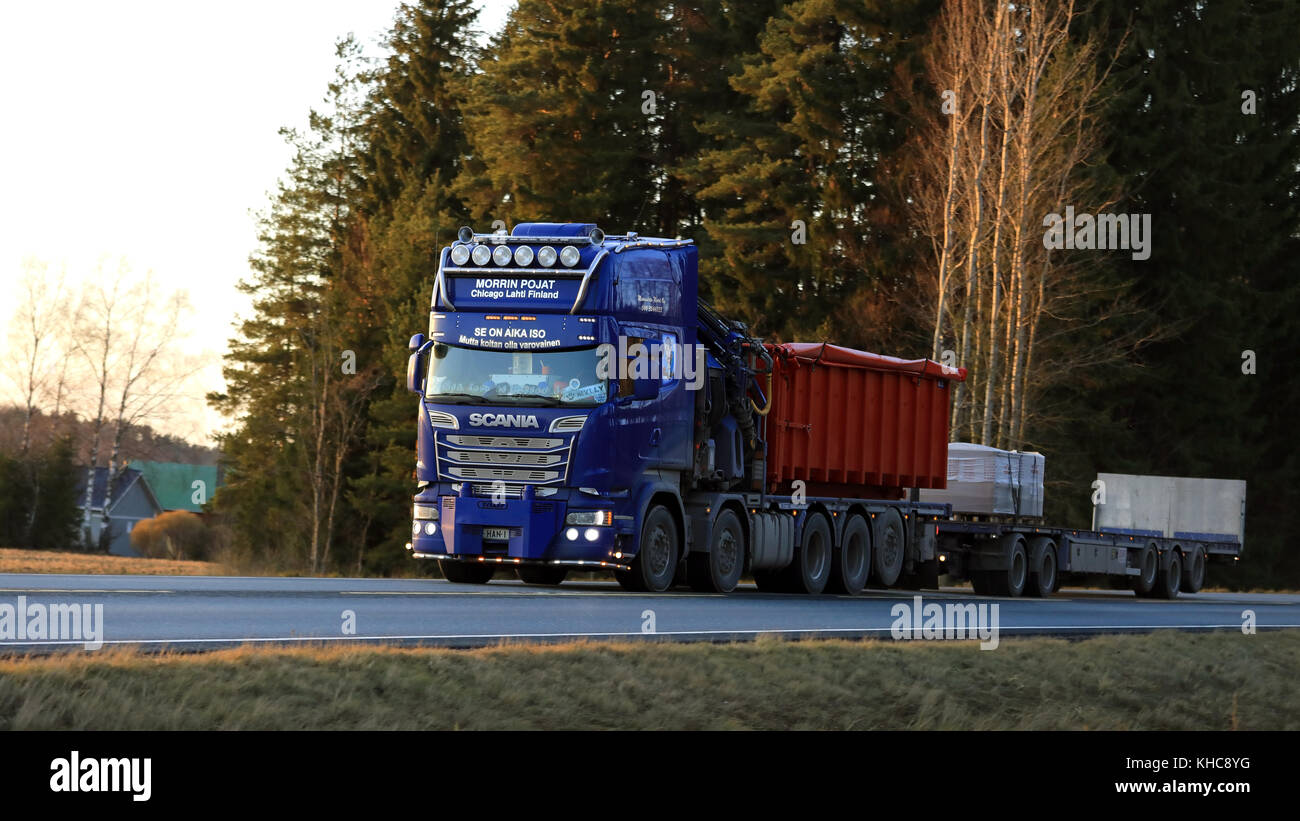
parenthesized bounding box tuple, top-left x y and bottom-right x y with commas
(517, 566, 568, 586)
(1182, 546, 1206, 594)
(626, 505, 679, 593)
(987, 535, 1027, 597)
(871, 509, 905, 587)
(1026, 537, 1058, 598)
(1131, 543, 1159, 597)
(440, 560, 494, 584)
(1153, 551, 1182, 600)
(826, 515, 871, 595)
(689, 509, 745, 593)
(778, 512, 832, 594)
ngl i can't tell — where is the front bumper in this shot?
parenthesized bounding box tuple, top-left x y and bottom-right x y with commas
(410, 490, 630, 570)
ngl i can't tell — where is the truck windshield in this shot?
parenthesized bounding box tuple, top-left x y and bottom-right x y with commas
(425, 343, 609, 407)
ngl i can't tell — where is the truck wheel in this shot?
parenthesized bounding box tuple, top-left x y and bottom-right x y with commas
(1153, 551, 1182, 600)
(871, 509, 905, 587)
(827, 515, 871, 595)
(440, 560, 494, 584)
(1131, 543, 1159, 597)
(1026, 537, 1058, 598)
(517, 566, 568, 586)
(689, 509, 745, 593)
(628, 505, 679, 593)
(1182, 547, 1206, 594)
(987, 536, 1027, 597)
(779, 512, 832, 594)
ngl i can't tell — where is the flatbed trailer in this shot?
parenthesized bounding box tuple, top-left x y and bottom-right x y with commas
(665, 491, 1239, 599)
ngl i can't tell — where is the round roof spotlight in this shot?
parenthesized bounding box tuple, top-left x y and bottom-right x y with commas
(513, 245, 534, 266)
(559, 245, 581, 267)
(492, 245, 513, 266)
(588, 227, 605, 245)
(537, 246, 558, 267)
(457, 226, 474, 243)
(449, 244, 471, 265)
(471, 244, 492, 266)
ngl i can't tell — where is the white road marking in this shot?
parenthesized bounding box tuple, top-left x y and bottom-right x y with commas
(1, 623, 1295, 648)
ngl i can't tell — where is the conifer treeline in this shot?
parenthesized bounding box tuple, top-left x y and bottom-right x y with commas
(213, 0, 1300, 586)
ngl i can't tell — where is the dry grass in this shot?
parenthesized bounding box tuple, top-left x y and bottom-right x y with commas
(1, 630, 1296, 730)
(0, 547, 220, 576)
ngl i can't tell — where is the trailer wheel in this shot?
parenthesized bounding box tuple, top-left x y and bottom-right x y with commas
(1132, 543, 1159, 597)
(627, 505, 679, 593)
(440, 560, 494, 585)
(871, 509, 906, 587)
(1026, 537, 1058, 598)
(987, 535, 1027, 597)
(689, 509, 745, 593)
(517, 566, 568, 586)
(827, 515, 871, 595)
(1153, 551, 1182, 600)
(1182, 547, 1206, 594)
(778, 512, 832, 594)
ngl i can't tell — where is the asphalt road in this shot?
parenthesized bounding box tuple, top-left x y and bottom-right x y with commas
(1, 573, 1297, 653)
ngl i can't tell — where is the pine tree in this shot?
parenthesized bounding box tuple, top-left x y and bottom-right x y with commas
(687, 0, 935, 345)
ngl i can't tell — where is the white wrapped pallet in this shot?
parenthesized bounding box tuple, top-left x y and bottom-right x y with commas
(917, 443, 1045, 518)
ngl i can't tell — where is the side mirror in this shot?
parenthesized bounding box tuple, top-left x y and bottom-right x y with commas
(406, 334, 428, 394)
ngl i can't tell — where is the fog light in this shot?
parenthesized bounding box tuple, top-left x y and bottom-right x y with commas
(449, 244, 471, 265)
(412, 521, 420, 535)
(565, 528, 579, 541)
(471, 244, 491, 265)
(584, 528, 599, 542)
(424, 522, 437, 535)
(492, 244, 512, 266)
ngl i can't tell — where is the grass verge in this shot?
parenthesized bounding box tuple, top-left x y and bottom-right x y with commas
(0, 547, 219, 576)
(1, 630, 1296, 730)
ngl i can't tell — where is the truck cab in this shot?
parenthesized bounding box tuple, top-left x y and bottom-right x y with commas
(406, 222, 700, 588)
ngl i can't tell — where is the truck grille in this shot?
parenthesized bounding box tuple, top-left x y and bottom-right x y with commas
(445, 451, 562, 466)
(445, 435, 563, 449)
(448, 467, 560, 482)
(437, 432, 574, 491)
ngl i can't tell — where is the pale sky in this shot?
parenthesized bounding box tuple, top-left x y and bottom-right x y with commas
(0, 0, 513, 445)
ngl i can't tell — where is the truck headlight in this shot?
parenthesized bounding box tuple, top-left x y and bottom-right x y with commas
(471, 244, 491, 265)
(450, 244, 471, 265)
(513, 245, 534, 266)
(565, 510, 612, 526)
(492, 244, 513, 266)
(537, 246, 557, 267)
(414, 503, 439, 521)
(559, 245, 581, 267)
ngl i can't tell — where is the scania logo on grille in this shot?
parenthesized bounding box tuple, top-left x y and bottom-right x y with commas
(467, 413, 540, 428)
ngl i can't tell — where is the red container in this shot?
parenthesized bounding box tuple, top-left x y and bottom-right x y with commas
(763, 342, 965, 499)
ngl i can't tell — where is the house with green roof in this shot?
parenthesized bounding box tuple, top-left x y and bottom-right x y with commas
(128, 461, 221, 513)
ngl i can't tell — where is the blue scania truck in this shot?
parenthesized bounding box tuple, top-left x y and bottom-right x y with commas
(404, 222, 1244, 598)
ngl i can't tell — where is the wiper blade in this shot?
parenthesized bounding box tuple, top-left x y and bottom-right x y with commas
(488, 395, 562, 406)
(425, 393, 482, 405)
